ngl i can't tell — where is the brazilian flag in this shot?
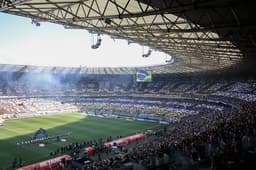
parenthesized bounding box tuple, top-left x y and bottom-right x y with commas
(136, 70, 152, 82)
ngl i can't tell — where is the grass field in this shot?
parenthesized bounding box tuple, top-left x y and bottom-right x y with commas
(0, 113, 163, 169)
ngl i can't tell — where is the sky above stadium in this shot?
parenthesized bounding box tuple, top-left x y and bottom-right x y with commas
(0, 13, 171, 67)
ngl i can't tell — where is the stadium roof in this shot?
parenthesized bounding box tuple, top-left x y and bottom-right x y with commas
(1, 0, 256, 73)
(0, 63, 203, 74)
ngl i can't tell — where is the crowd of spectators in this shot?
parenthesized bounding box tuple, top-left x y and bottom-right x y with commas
(1, 73, 256, 102)
(0, 93, 236, 123)
(58, 101, 256, 170)
(0, 98, 79, 119)
(78, 96, 235, 123)
(1, 72, 256, 169)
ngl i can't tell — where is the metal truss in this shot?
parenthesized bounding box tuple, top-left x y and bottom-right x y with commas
(0, 0, 29, 12)
(2, 0, 255, 73)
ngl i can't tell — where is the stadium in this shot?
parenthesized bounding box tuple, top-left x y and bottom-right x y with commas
(0, 0, 256, 170)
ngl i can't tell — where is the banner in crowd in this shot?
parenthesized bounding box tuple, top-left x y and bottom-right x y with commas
(104, 133, 145, 148)
(85, 146, 95, 155)
(16, 154, 71, 170)
(84, 133, 145, 155)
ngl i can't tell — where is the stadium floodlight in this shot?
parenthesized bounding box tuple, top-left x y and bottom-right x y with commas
(91, 34, 102, 49)
(31, 18, 40, 27)
(142, 49, 152, 58)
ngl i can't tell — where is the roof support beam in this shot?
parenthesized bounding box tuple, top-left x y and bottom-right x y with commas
(0, 0, 29, 12)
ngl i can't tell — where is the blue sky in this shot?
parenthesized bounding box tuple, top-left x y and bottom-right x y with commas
(0, 13, 171, 67)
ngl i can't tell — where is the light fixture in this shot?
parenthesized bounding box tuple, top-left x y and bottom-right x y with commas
(31, 18, 40, 27)
(91, 34, 102, 49)
(142, 49, 152, 58)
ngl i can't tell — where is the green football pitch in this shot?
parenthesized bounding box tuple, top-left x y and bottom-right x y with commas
(0, 113, 163, 169)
